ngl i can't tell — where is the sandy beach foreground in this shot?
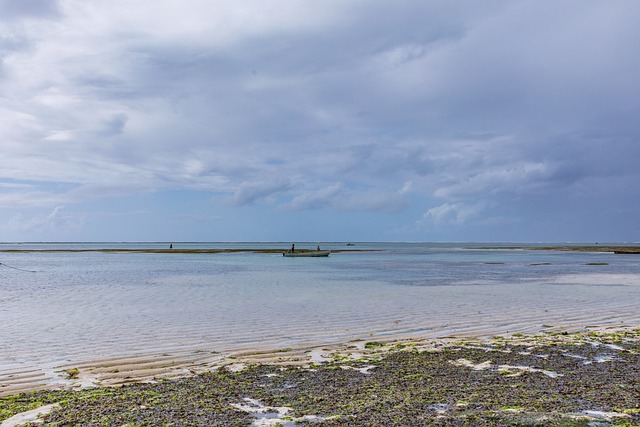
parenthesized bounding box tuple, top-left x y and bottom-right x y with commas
(2, 327, 639, 426)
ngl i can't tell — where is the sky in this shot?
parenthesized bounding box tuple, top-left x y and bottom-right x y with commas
(1, 0, 639, 243)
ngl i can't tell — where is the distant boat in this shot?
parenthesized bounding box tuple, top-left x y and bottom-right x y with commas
(346, 243, 355, 246)
(283, 250, 331, 257)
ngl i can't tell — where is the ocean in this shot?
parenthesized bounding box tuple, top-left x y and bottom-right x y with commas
(2, 242, 640, 389)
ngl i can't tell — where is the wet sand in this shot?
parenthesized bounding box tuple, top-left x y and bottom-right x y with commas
(3, 271, 640, 398)
(2, 327, 639, 426)
(3, 270, 640, 397)
(1, 321, 637, 398)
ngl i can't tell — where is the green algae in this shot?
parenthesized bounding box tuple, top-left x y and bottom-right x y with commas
(64, 368, 80, 379)
(2, 330, 639, 426)
(363, 341, 386, 350)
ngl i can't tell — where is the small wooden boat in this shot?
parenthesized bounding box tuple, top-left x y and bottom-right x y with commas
(283, 250, 331, 257)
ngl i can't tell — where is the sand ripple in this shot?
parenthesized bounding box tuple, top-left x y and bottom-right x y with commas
(2, 251, 640, 396)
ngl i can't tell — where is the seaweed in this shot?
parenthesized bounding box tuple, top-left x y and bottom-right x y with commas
(2, 330, 639, 426)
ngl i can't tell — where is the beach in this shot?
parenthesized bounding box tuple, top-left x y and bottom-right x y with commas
(2, 329, 639, 426)
(1, 243, 640, 425)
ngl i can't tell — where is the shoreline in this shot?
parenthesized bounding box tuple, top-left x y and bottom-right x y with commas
(0, 322, 635, 398)
(2, 326, 639, 426)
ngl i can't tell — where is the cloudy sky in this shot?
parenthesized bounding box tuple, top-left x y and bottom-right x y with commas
(1, 0, 639, 242)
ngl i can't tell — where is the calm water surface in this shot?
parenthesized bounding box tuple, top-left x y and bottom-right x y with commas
(2, 242, 640, 372)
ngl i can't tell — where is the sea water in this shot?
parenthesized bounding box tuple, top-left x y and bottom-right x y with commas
(1, 242, 640, 373)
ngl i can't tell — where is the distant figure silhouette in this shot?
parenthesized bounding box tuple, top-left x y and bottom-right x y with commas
(317, 245, 320, 251)
(169, 243, 173, 249)
(291, 243, 295, 253)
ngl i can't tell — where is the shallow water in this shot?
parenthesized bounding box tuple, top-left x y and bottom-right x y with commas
(1, 242, 640, 373)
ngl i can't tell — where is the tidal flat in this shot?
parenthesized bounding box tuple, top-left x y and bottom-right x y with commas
(2, 329, 639, 427)
(473, 245, 640, 254)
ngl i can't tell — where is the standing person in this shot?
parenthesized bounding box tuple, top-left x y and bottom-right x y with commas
(291, 243, 295, 253)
